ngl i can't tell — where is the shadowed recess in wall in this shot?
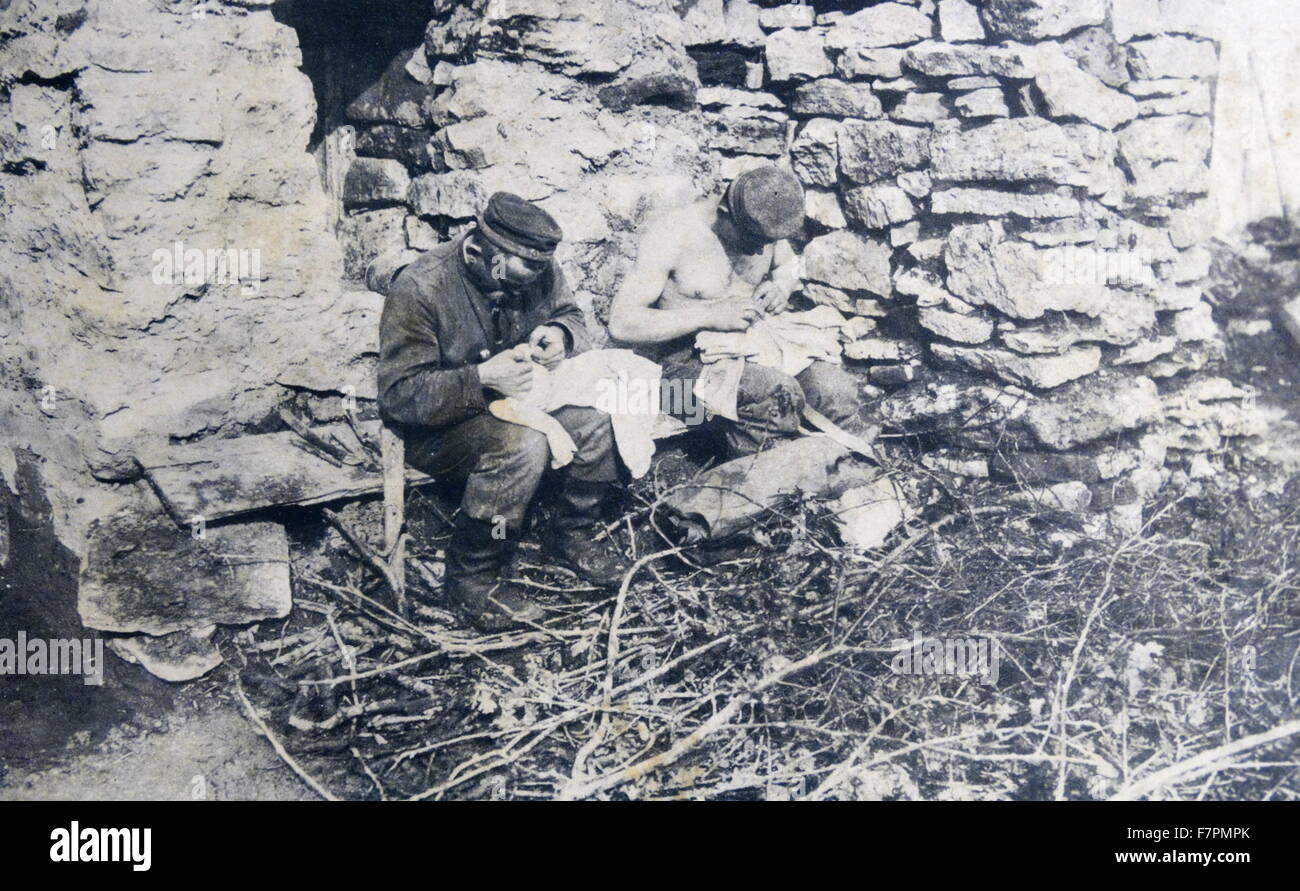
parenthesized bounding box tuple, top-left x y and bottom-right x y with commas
(273, 0, 436, 151)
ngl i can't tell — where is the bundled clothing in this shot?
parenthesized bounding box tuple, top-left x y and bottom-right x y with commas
(693, 305, 849, 422)
(488, 349, 684, 480)
(635, 306, 866, 459)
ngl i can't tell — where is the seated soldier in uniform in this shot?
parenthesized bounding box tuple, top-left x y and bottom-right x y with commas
(377, 192, 626, 633)
(607, 165, 866, 457)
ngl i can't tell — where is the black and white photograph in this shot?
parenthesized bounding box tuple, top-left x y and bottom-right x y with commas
(0, 0, 1297, 829)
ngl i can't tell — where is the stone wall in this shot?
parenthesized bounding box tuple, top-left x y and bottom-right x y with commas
(0, 0, 1248, 554)
(0, 0, 366, 545)
(340, 0, 1240, 537)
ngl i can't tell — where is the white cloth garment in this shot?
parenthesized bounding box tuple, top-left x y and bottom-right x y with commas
(693, 306, 849, 422)
(488, 349, 684, 478)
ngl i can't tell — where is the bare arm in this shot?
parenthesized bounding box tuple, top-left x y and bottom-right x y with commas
(608, 220, 708, 343)
(608, 219, 754, 343)
(770, 240, 802, 298)
(753, 240, 803, 314)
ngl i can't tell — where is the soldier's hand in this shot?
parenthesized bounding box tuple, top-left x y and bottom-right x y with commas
(528, 325, 567, 370)
(753, 282, 790, 315)
(706, 300, 760, 333)
(478, 347, 534, 398)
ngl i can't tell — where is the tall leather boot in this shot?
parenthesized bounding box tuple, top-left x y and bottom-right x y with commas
(543, 479, 629, 590)
(444, 513, 543, 633)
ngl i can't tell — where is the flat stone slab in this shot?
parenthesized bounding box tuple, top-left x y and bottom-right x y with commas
(141, 420, 429, 523)
(79, 513, 291, 636)
(832, 478, 911, 550)
(108, 626, 222, 683)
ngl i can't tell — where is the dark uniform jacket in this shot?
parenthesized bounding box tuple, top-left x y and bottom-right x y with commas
(377, 233, 589, 432)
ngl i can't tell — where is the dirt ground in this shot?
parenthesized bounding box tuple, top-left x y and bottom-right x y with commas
(0, 698, 316, 801)
(0, 454, 318, 802)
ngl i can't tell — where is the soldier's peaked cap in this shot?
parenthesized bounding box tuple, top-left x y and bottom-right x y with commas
(476, 192, 564, 261)
(726, 166, 806, 241)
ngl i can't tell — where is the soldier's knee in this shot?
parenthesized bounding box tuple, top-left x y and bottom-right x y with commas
(801, 363, 861, 420)
(737, 366, 805, 428)
(555, 405, 614, 440)
(491, 425, 551, 477)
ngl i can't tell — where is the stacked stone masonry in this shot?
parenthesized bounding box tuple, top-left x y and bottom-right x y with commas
(339, 0, 1232, 538)
(0, 0, 1240, 560)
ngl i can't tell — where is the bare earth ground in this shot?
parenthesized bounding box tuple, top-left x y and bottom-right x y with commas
(1, 700, 315, 801)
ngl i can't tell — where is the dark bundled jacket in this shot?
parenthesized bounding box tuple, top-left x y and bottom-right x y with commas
(376, 234, 589, 432)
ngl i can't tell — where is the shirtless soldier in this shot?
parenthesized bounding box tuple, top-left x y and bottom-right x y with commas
(608, 165, 864, 457)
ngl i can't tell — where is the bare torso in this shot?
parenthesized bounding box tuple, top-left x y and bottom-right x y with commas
(655, 200, 776, 311)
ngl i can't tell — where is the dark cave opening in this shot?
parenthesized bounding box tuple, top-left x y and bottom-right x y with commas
(273, 0, 437, 152)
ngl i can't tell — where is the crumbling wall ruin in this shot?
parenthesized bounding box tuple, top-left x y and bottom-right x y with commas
(0, 0, 365, 548)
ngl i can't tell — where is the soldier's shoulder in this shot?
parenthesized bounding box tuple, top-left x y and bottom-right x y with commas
(391, 239, 461, 292)
(650, 201, 710, 231)
(641, 203, 710, 253)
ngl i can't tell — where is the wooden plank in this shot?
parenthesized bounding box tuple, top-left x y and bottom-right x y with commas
(141, 420, 429, 523)
(0, 499, 8, 570)
(380, 424, 407, 606)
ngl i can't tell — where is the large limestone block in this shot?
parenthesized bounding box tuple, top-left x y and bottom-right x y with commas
(918, 306, 995, 344)
(945, 223, 1111, 319)
(356, 125, 442, 173)
(930, 118, 1114, 191)
(839, 119, 931, 184)
(704, 106, 789, 156)
(1058, 26, 1128, 88)
(938, 0, 985, 42)
(680, 0, 765, 47)
(409, 167, 551, 219)
(843, 185, 915, 230)
(930, 187, 1080, 219)
(824, 3, 934, 50)
(76, 68, 223, 144)
(792, 79, 884, 118)
(79, 514, 292, 637)
(980, 0, 1107, 41)
(931, 343, 1102, 389)
(1127, 36, 1219, 80)
(1117, 114, 1212, 200)
(837, 47, 906, 79)
(346, 48, 433, 128)
(903, 40, 1042, 78)
(765, 27, 833, 81)
(1019, 372, 1163, 450)
(1034, 60, 1139, 130)
(759, 4, 816, 31)
(479, 0, 695, 80)
(343, 158, 412, 210)
(791, 118, 842, 187)
(802, 230, 893, 295)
